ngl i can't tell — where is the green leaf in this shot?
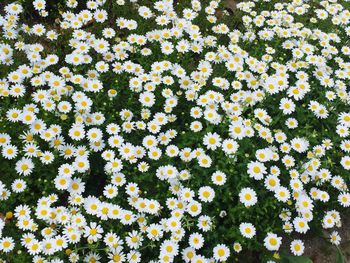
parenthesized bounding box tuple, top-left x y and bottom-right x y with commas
(281, 254, 313, 263)
(336, 246, 345, 263)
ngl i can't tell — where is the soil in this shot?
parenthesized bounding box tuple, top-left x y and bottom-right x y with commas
(302, 211, 350, 263)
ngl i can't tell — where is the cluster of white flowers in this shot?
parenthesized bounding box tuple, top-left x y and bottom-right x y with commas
(1, 0, 350, 262)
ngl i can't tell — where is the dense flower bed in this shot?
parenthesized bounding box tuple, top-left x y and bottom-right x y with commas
(1, 0, 350, 262)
